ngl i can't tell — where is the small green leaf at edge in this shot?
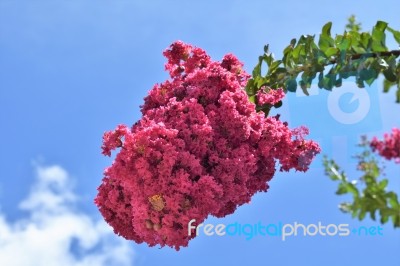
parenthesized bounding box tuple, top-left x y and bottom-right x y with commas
(387, 26, 400, 44)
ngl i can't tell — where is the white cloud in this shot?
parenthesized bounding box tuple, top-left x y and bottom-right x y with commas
(0, 165, 135, 266)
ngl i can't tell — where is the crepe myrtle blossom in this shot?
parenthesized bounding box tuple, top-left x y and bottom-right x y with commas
(95, 41, 321, 250)
(370, 128, 400, 163)
(256, 87, 285, 106)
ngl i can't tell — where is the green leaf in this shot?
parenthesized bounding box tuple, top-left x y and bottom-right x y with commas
(383, 79, 396, 92)
(359, 68, 374, 80)
(255, 76, 267, 88)
(322, 22, 332, 37)
(248, 95, 256, 104)
(285, 78, 297, 92)
(258, 106, 271, 117)
(371, 209, 377, 220)
(322, 73, 336, 90)
(359, 208, 367, 220)
(292, 38, 306, 61)
(283, 39, 296, 60)
(263, 52, 274, 66)
(360, 32, 371, 49)
(387, 192, 400, 208)
(251, 19, 400, 111)
(356, 76, 365, 88)
(372, 40, 387, 52)
(352, 45, 366, 54)
(319, 22, 334, 51)
(393, 215, 400, 227)
(264, 44, 269, 54)
(365, 77, 376, 86)
(336, 183, 348, 195)
(252, 64, 261, 78)
(397, 86, 400, 103)
(378, 179, 388, 190)
(349, 31, 366, 53)
(346, 15, 361, 32)
(269, 60, 282, 73)
(339, 202, 352, 213)
(387, 26, 400, 45)
(375, 21, 388, 32)
(371, 21, 388, 52)
(380, 213, 390, 224)
(300, 81, 309, 96)
(252, 56, 263, 77)
(383, 69, 397, 83)
(346, 182, 359, 197)
(273, 100, 283, 108)
(325, 47, 339, 57)
(337, 34, 351, 51)
(335, 77, 342, 87)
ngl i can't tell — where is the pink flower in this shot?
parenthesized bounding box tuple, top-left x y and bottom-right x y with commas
(95, 41, 320, 250)
(101, 125, 129, 156)
(370, 128, 400, 163)
(256, 87, 285, 106)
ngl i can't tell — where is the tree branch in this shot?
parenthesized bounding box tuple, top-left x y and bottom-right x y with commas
(329, 50, 400, 64)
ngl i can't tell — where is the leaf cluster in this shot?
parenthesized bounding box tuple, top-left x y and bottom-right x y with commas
(246, 20, 400, 115)
(323, 140, 400, 227)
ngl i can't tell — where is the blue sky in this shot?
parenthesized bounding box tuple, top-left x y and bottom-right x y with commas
(0, 1, 399, 265)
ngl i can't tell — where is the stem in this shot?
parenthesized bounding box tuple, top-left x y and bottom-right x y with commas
(329, 50, 400, 64)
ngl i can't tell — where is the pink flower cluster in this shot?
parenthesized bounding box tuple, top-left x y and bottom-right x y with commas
(95, 41, 320, 250)
(370, 128, 400, 163)
(256, 87, 285, 105)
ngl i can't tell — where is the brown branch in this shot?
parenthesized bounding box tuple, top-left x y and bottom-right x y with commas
(329, 50, 400, 64)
